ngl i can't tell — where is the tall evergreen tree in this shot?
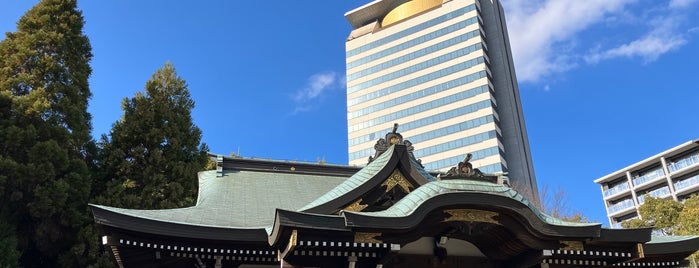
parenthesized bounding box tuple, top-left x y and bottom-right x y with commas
(0, 0, 94, 266)
(96, 62, 208, 209)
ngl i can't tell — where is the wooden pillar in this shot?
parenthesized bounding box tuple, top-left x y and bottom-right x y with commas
(348, 255, 358, 268)
(280, 260, 301, 268)
(214, 256, 222, 268)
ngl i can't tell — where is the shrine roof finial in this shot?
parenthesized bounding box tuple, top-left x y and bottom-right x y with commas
(367, 123, 422, 166)
(438, 153, 509, 186)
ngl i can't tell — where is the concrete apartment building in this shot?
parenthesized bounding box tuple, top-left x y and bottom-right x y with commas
(595, 139, 699, 228)
(344, 0, 538, 199)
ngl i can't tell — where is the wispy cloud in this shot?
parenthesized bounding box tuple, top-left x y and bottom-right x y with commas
(290, 71, 339, 115)
(669, 0, 698, 9)
(585, 18, 688, 64)
(502, 0, 634, 82)
(501, 0, 695, 83)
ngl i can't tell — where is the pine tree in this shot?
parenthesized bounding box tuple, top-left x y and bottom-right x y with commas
(96, 62, 208, 210)
(0, 0, 93, 266)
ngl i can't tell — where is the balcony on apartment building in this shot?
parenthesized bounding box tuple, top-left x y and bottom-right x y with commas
(632, 168, 665, 187)
(607, 198, 635, 216)
(668, 153, 699, 174)
(675, 173, 699, 195)
(636, 186, 671, 204)
(603, 182, 630, 199)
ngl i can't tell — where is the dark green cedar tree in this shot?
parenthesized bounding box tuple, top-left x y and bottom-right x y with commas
(0, 0, 94, 266)
(95, 62, 209, 210)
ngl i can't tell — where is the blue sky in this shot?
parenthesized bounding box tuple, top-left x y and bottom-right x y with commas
(2, 0, 698, 225)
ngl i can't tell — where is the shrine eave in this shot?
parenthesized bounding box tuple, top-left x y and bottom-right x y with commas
(91, 204, 268, 242)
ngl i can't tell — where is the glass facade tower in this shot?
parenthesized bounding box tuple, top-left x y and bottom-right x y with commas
(344, 0, 539, 201)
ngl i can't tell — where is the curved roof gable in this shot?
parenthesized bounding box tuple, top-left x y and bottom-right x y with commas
(346, 179, 596, 227)
(340, 179, 601, 239)
(300, 144, 434, 214)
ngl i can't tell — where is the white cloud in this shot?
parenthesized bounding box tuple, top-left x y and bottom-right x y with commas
(585, 17, 688, 63)
(669, 0, 698, 9)
(291, 105, 312, 115)
(502, 0, 635, 82)
(290, 71, 340, 115)
(293, 71, 337, 102)
(501, 0, 696, 83)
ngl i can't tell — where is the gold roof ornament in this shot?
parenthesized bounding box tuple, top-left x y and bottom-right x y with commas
(368, 123, 422, 166)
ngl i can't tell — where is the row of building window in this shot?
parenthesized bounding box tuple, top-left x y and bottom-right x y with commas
(348, 65, 487, 106)
(347, 36, 482, 81)
(608, 174, 699, 222)
(603, 183, 630, 198)
(604, 172, 699, 200)
(346, 4, 477, 57)
(607, 199, 634, 214)
(398, 100, 493, 136)
(348, 77, 489, 119)
(348, 101, 493, 160)
(474, 163, 504, 174)
(422, 147, 501, 171)
(609, 185, 675, 218)
(603, 152, 699, 198)
(405, 115, 495, 145)
(631, 168, 664, 187)
(349, 115, 495, 161)
(346, 18, 480, 71)
(675, 173, 699, 191)
(637, 186, 671, 204)
(347, 49, 484, 93)
(669, 154, 699, 172)
(347, 89, 490, 133)
(413, 130, 497, 159)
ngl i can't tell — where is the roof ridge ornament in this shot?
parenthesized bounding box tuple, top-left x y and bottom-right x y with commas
(439, 153, 510, 186)
(445, 153, 482, 177)
(368, 123, 422, 166)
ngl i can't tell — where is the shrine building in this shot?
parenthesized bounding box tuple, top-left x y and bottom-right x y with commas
(91, 128, 699, 267)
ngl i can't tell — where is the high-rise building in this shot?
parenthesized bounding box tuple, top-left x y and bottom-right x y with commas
(344, 0, 538, 199)
(595, 139, 699, 228)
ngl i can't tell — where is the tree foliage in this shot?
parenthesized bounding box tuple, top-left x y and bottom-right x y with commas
(622, 195, 699, 265)
(0, 1, 210, 266)
(0, 0, 94, 266)
(622, 195, 683, 235)
(95, 62, 208, 209)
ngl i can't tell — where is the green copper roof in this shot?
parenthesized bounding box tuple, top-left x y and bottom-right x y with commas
(93, 170, 346, 229)
(344, 179, 597, 227)
(647, 235, 699, 244)
(299, 145, 396, 211)
(411, 156, 436, 182)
